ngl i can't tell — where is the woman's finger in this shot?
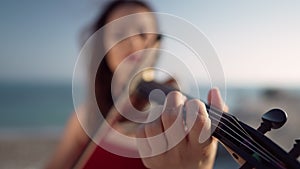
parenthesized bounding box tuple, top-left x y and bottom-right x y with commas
(185, 99, 212, 145)
(136, 124, 152, 158)
(161, 91, 187, 150)
(207, 88, 224, 110)
(144, 118, 168, 156)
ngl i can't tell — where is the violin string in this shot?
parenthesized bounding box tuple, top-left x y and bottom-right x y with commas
(207, 106, 250, 136)
(207, 108, 276, 158)
(210, 123, 283, 169)
(206, 106, 283, 165)
(210, 116, 284, 168)
(186, 95, 283, 165)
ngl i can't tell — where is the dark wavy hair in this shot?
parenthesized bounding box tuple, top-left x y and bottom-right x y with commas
(83, 0, 154, 118)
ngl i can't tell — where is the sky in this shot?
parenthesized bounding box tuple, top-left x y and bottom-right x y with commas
(1, 0, 300, 87)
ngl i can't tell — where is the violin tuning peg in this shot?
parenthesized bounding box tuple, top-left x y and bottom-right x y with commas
(257, 108, 287, 134)
(289, 139, 300, 159)
(262, 108, 287, 129)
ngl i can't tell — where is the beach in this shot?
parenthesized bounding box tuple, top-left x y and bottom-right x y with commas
(0, 135, 58, 169)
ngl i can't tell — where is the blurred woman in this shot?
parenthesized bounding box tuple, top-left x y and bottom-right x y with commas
(46, 1, 226, 169)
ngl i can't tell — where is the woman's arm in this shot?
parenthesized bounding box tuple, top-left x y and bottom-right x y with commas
(45, 113, 90, 169)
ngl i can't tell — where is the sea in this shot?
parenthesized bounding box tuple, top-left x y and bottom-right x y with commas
(0, 82, 263, 132)
(0, 82, 299, 168)
(0, 83, 73, 129)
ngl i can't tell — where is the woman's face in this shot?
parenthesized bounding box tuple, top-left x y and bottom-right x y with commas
(103, 4, 158, 73)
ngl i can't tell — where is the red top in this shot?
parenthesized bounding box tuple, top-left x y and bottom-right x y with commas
(83, 145, 147, 169)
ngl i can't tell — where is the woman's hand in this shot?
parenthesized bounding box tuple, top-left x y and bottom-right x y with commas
(136, 88, 227, 169)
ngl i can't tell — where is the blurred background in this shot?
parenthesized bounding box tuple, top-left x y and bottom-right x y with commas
(0, 0, 299, 168)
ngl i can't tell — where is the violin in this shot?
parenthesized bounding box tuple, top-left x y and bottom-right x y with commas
(135, 79, 300, 169)
(74, 77, 299, 169)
